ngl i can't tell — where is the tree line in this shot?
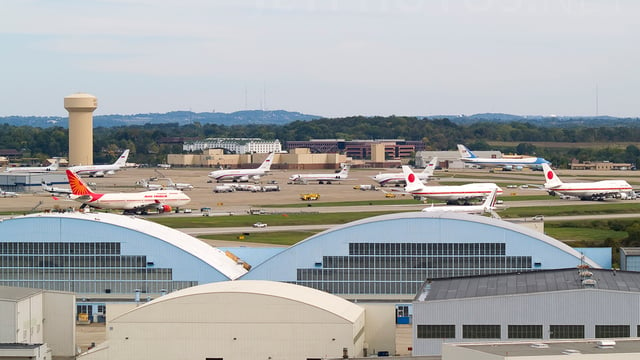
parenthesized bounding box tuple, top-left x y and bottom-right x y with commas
(2, 117, 640, 167)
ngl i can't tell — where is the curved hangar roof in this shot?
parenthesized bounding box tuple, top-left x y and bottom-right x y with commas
(3, 212, 247, 280)
(112, 280, 364, 324)
(242, 212, 601, 282)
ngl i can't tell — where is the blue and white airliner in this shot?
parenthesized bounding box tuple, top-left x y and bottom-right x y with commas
(457, 144, 550, 171)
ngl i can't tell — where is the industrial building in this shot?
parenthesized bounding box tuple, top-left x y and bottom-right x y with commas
(76, 280, 365, 360)
(0, 285, 76, 359)
(413, 268, 640, 356)
(620, 247, 640, 271)
(182, 137, 282, 154)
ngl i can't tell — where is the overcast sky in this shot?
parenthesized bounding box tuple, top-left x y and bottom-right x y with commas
(1, 0, 637, 118)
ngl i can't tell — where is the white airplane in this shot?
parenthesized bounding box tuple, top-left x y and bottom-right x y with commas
(5, 158, 59, 173)
(422, 187, 500, 217)
(64, 169, 191, 214)
(41, 181, 73, 196)
(457, 144, 550, 170)
(372, 157, 438, 187)
(164, 178, 193, 191)
(288, 165, 350, 184)
(136, 179, 164, 191)
(0, 187, 18, 198)
(541, 163, 634, 200)
(68, 149, 130, 177)
(402, 165, 503, 204)
(208, 153, 275, 182)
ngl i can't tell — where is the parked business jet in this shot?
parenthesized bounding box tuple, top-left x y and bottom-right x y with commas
(422, 187, 500, 217)
(0, 188, 18, 198)
(65, 169, 191, 214)
(372, 157, 438, 187)
(164, 178, 193, 190)
(402, 165, 502, 204)
(288, 165, 350, 184)
(136, 179, 164, 191)
(457, 144, 550, 170)
(41, 181, 73, 197)
(5, 158, 59, 173)
(68, 149, 130, 177)
(208, 153, 275, 182)
(541, 163, 634, 200)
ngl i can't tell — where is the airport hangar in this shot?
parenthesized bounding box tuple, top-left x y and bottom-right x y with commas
(413, 268, 640, 357)
(0, 211, 606, 357)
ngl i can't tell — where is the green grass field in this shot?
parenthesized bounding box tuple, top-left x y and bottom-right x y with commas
(150, 210, 405, 228)
(199, 231, 320, 246)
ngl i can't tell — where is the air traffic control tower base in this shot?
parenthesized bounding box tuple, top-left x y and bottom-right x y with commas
(65, 93, 97, 166)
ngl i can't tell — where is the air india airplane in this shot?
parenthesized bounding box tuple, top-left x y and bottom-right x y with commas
(65, 169, 191, 214)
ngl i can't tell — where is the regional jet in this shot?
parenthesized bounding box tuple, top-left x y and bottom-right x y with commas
(208, 153, 275, 182)
(4, 158, 59, 173)
(68, 149, 130, 177)
(541, 163, 634, 200)
(41, 181, 73, 197)
(457, 144, 550, 170)
(65, 169, 191, 214)
(0, 188, 18, 198)
(372, 157, 438, 187)
(288, 165, 350, 184)
(402, 165, 502, 204)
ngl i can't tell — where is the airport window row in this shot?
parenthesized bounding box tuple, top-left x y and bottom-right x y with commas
(418, 324, 634, 339)
(0, 241, 121, 255)
(349, 242, 507, 256)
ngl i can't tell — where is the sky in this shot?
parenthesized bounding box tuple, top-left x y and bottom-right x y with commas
(1, 0, 638, 118)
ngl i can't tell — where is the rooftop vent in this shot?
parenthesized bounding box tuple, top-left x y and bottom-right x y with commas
(582, 279, 597, 288)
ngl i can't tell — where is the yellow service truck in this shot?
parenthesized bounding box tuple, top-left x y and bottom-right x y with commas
(300, 193, 320, 201)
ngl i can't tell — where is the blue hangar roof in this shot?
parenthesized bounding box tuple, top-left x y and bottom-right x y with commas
(240, 212, 601, 296)
(0, 212, 248, 283)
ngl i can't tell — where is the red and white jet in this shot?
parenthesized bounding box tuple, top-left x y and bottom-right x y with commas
(65, 169, 191, 214)
(402, 165, 502, 204)
(208, 153, 275, 182)
(542, 163, 634, 200)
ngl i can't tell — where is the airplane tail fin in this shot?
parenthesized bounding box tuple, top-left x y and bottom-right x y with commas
(542, 163, 563, 188)
(66, 170, 96, 196)
(48, 159, 59, 171)
(339, 165, 350, 178)
(421, 157, 438, 176)
(483, 187, 499, 210)
(114, 149, 130, 167)
(402, 166, 423, 193)
(257, 153, 275, 171)
(457, 144, 477, 158)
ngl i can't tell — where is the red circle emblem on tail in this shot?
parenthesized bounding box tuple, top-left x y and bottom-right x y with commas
(408, 173, 416, 183)
(546, 171, 554, 180)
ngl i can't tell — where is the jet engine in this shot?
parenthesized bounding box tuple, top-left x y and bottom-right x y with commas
(252, 175, 261, 181)
(160, 205, 172, 213)
(238, 175, 249, 182)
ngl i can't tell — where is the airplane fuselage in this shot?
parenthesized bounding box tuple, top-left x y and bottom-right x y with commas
(407, 183, 502, 202)
(208, 169, 267, 182)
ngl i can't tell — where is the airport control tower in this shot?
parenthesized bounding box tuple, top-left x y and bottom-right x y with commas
(65, 93, 97, 166)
